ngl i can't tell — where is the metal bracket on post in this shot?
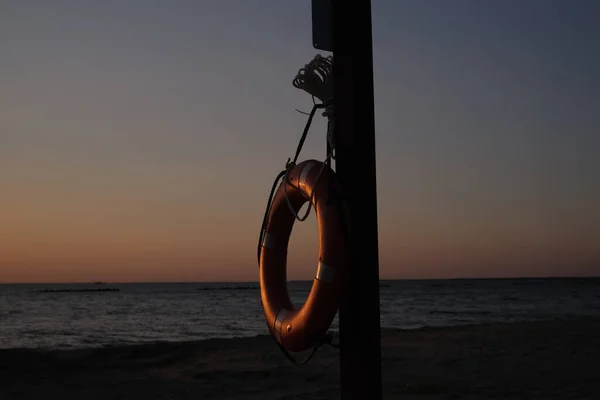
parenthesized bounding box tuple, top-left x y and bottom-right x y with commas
(311, 0, 333, 51)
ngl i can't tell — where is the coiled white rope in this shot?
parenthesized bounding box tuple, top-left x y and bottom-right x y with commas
(293, 54, 333, 104)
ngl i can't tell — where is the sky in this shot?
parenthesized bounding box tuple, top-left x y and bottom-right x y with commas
(1, 0, 599, 283)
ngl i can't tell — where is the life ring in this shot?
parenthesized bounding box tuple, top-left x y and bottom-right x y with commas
(259, 159, 348, 353)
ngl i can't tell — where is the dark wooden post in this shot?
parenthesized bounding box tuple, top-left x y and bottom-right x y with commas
(331, 1, 383, 399)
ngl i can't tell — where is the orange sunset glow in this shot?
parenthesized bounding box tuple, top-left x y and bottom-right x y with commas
(2, 1, 599, 283)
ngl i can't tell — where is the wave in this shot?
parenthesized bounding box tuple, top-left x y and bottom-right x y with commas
(197, 286, 259, 291)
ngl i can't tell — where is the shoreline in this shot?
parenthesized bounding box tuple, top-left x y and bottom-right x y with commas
(2, 318, 599, 399)
(1, 316, 597, 352)
(1, 316, 594, 352)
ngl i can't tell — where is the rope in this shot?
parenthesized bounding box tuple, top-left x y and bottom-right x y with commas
(283, 150, 332, 222)
(292, 54, 333, 104)
(257, 169, 286, 264)
(269, 329, 339, 366)
(282, 54, 335, 222)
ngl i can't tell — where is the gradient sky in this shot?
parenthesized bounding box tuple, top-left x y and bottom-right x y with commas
(1, 0, 599, 283)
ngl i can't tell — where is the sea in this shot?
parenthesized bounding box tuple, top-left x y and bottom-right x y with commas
(1, 278, 599, 350)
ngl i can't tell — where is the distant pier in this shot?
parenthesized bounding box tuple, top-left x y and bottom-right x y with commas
(35, 288, 120, 293)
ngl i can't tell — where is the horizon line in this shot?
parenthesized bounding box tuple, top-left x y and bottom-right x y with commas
(1, 275, 599, 285)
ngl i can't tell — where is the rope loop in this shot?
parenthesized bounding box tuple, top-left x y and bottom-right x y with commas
(283, 151, 333, 223)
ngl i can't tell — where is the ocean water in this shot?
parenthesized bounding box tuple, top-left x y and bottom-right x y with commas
(1, 278, 599, 350)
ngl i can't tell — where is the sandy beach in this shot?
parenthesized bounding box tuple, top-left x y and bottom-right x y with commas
(1, 318, 599, 399)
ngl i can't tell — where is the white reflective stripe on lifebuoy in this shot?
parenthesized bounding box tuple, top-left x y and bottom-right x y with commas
(262, 231, 276, 249)
(315, 261, 335, 282)
(299, 161, 316, 193)
(274, 308, 289, 343)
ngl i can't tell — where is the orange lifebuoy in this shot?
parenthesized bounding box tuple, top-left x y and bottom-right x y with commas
(259, 159, 348, 353)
